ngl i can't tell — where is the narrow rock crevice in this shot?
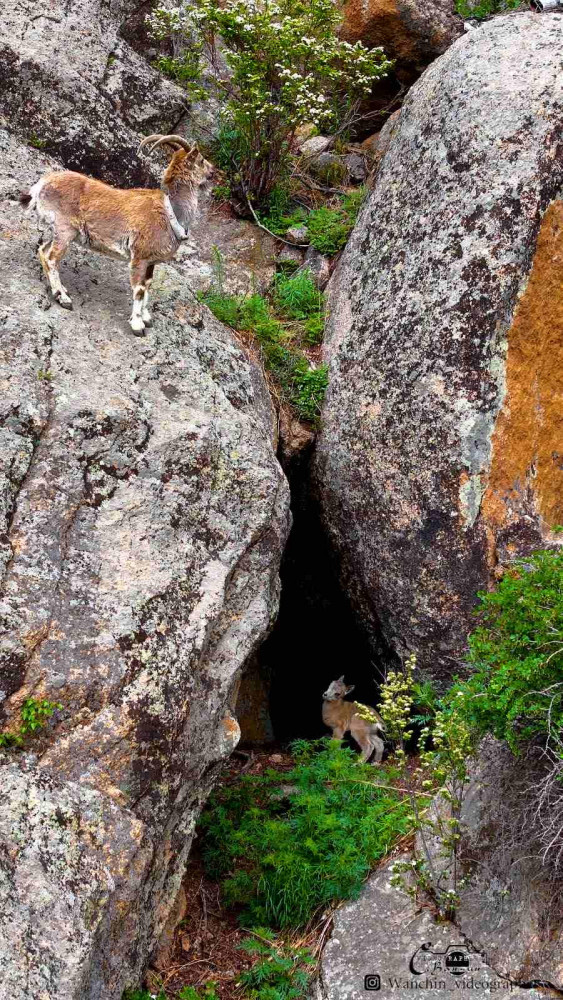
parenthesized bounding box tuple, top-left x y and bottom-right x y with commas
(239, 439, 394, 744)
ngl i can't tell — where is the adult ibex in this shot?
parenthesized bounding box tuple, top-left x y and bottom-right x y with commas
(20, 135, 213, 333)
(322, 676, 385, 764)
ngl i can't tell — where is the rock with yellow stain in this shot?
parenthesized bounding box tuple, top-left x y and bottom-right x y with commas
(340, 0, 463, 81)
(316, 14, 563, 684)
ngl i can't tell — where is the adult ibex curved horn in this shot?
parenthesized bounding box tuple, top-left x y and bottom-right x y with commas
(138, 134, 195, 155)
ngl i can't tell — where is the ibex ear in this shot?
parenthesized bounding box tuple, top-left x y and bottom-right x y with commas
(346, 684, 355, 695)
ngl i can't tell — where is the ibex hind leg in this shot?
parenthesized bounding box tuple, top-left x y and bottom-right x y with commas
(357, 736, 375, 763)
(370, 736, 384, 765)
(39, 227, 76, 309)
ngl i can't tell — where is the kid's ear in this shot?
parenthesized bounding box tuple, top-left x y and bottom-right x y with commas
(338, 674, 345, 683)
(346, 684, 355, 695)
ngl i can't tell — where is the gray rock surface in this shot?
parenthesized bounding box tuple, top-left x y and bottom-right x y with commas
(316, 14, 563, 682)
(343, 152, 367, 184)
(315, 858, 547, 1000)
(0, 133, 290, 998)
(362, 110, 402, 178)
(299, 136, 332, 159)
(286, 226, 310, 245)
(300, 248, 331, 291)
(456, 740, 563, 989)
(0, 0, 187, 186)
(277, 245, 306, 268)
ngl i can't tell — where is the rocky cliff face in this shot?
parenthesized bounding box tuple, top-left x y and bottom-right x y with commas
(0, 129, 290, 998)
(315, 852, 553, 1000)
(316, 13, 563, 682)
(0, 0, 187, 185)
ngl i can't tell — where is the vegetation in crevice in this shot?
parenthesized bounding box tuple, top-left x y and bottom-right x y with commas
(120, 549, 562, 998)
(454, 0, 524, 18)
(449, 548, 563, 751)
(384, 547, 563, 916)
(199, 738, 411, 929)
(201, 258, 328, 423)
(0, 697, 62, 749)
(258, 186, 367, 256)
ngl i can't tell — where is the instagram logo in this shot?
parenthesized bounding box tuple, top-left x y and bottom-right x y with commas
(364, 974, 381, 990)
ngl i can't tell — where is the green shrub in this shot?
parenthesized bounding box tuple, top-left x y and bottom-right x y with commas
(450, 549, 563, 751)
(201, 291, 242, 329)
(273, 271, 322, 321)
(153, 53, 206, 98)
(238, 295, 286, 342)
(410, 679, 440, 727)
(290, 360, 329, 423)
(212, 181, 232, 202)
(302, 313, 324, 346)
(0, 697, 62, 749)
(455, 0, 524, 18)
(238, 934, 315, 999)
(306, 207, 351, 256)
(199, 738, 411, 929)
(305, 189, 367, 255)
(380, 655, 475, 919)
(258, 189, 308, 237)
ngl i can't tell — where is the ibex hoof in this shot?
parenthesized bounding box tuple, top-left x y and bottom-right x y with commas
(130, 317, 146, 336)
(54, 291, 73, 311)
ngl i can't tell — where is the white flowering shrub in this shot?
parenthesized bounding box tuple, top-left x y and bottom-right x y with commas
(147, 0, 392, 205)
(380, 654, 476, 920)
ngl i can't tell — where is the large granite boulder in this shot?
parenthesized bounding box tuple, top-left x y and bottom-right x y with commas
(315, 14, 563, 683)
(314, 857, 547, 999)
(456, 739, 563, 989)
(340, 0, 463, 81)
(0, 133, 290, 998)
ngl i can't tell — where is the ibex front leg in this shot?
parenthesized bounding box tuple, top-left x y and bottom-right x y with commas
(129, 258, 152, 333)
(142, 263, 155, 326)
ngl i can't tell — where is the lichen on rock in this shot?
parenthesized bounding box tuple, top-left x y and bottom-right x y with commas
(316, 14, 563, 682)
(0, 132, 290, 999)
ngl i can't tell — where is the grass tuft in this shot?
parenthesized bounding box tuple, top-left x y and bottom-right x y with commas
(201, 269, 327, 422)
(273, 270, 322, 321)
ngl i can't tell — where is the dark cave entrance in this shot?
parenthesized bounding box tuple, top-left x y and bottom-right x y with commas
(246, 444, 394, 745)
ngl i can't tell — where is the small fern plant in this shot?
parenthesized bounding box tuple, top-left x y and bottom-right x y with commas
(238, 932, 315, 999)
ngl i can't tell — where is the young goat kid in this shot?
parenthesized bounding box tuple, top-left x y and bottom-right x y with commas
(322, 676, 385, 764)
(20, 135, 213, 333)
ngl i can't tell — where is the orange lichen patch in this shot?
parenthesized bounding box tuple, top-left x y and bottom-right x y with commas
(340, 0, 421, 64)
(481, 201, 563, 534)
(21, 621, 52, 653)
(221, 716, 240, 737)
